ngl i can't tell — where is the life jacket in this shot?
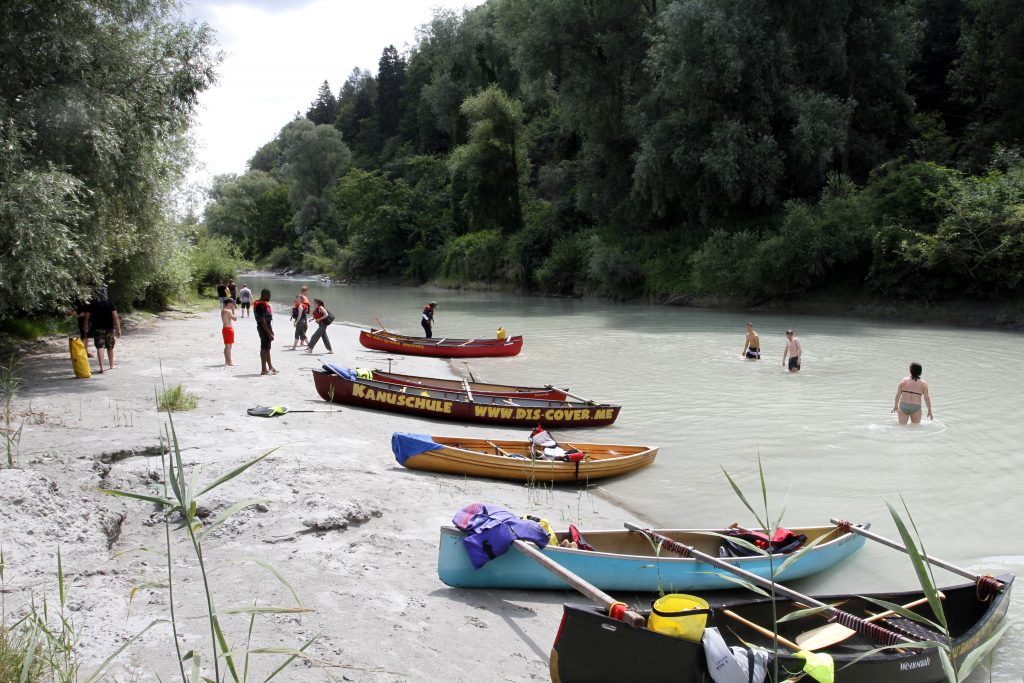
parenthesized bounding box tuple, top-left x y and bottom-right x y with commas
(452, 503, 549, 569)
(355, 368, 374, 380)
(530, 425, 557, 449)
(719, 527, 807, 558)
(523, 515, 559, 546)
(568, 524, 595, 551)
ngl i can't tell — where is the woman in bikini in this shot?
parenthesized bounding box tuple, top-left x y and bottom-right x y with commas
(892, 362, 933, 425)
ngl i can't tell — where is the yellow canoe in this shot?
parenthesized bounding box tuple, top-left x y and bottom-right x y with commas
(391, 433, 657, 482)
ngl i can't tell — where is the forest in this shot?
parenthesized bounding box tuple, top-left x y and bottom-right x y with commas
(202, 0, 1024, 306)
(2, 0, 1023, 324)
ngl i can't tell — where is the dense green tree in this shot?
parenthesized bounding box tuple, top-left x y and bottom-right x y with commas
(0, 0, 219, 313)
(376, 46, 406, 138)
(306, 80, 339, 125)
(633, 0, 918, 224)
(950, 0, 1024, 165)
(448, 86, 526, 234)
(203, 171, 287, 257)
(280, 119, 351, 235)
(335, 68, 382, 165)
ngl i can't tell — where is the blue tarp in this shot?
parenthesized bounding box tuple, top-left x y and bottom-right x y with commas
(322, 363, 356, 380)
(392, 432, 444, 465)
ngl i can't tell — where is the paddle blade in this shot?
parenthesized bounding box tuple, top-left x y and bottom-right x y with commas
(246, 405, 289, 417)
(796, 622, 855, 651)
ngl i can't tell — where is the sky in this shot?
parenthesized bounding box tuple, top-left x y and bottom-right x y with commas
(184, 0, 481, 192)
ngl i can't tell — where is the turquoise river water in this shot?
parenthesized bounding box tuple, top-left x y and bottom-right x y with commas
(245, 276, 1023, 681)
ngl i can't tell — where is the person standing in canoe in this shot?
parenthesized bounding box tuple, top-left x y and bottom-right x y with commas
(221, 298, 237, 366)
(892, 362, 933, 424)
(421, 301, 437, 338)
(306, 298, 333, 354)
(781, 329, 802, 372)
(741, 322, 761, 360)
(253, 289, 277, 375)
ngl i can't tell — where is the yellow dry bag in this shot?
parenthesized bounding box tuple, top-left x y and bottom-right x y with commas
(496, 326, 507, 341)
(647, 594, 710, 642)
(69, 337, 91, 379)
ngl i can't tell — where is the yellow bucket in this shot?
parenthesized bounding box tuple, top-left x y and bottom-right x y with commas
(647, 594, 710, 641)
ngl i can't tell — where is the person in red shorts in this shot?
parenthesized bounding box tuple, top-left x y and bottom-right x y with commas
(221, 298, 237, 366)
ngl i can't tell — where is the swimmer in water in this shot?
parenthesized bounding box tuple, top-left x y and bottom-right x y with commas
(892, 362, 933, 425)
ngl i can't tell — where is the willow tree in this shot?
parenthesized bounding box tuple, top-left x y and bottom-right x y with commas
(0, 0, 220, 314)
(448, 85, 526, 235)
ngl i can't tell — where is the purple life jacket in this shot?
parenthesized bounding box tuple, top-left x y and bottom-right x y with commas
(452, 503, 550, 569)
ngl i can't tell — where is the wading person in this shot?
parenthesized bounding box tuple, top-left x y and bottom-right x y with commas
(781, 329, 801, 372)
(238, 284, 252, 318)
(253, 289, 277, 375)
(306, 298, 333, 354)
(85, 288, 121, 373)
(741, 322, 761, 360)
(421, 301, 437, 338)
(221, 298, 237, 366)
(892, 362, 933, 425)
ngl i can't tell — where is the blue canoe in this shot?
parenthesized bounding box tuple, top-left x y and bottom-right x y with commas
(437, 522, 867, 591)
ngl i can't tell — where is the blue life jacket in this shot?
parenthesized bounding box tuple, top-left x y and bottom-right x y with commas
(452, 503, 550, 569)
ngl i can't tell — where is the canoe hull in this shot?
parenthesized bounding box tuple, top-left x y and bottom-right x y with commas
(359, 329, 523, 358)
(550, 575, 1014, 683)
(399, 439, 656, 482)
(313, 370, 620, 427)
(437, 524, 865, 590)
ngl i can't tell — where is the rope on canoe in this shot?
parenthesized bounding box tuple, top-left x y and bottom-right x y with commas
(976, 575, 1002, 601)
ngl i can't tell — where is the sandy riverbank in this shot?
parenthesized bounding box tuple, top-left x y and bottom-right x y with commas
(0, 303, 644, 682)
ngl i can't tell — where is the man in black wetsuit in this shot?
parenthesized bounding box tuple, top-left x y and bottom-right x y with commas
(421, 301, 437, 338)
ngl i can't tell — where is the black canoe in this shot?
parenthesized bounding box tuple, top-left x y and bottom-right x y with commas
(550, 574, 1013, 683)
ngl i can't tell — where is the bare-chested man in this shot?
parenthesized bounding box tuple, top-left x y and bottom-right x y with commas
(741, 322, 761, 359)
(221, 298, 237, 366)
(781, 329, 802, 372)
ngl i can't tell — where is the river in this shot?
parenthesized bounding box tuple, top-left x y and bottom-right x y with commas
(243, 275, 1023, 681)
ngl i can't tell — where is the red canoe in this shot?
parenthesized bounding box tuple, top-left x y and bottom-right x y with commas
(359, 329, 523, 358)
(368, 369, 569, 401)
(312, 369, 620, 427)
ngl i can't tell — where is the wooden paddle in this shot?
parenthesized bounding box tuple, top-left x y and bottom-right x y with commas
(373, 317, 388, 333)
(546, 384, 595, 405)
(511, 540, 645, 628)
(830, 519, 1006, 591)
(624, 523, 915, 649)
(720, 609, 801, 651)
(485, 440, 511, 457)
(795, 593, 940, 651)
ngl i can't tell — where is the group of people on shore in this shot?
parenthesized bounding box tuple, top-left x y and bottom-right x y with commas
(219, 284, 333, 375)
(741, 322, 933, 424)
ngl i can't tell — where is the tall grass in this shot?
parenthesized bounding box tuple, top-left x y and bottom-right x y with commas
(0, 547, 162, 682)
(0, 356, 23, 468)
(101, 412, 316, 681)
(157, 384, 199, 412)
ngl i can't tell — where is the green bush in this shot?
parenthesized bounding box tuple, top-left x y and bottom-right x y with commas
(190, 234, 252, 292)
(534, 233, 592, 295)
(586, 235, 645, 298)
(441, 230, 504, 282)
(157, 384, 198, 412)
